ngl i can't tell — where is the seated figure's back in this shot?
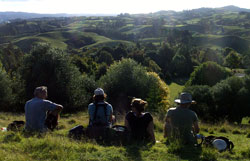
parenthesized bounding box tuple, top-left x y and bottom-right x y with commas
(167, 107, 198, 144)
(25, 98, 57, 131)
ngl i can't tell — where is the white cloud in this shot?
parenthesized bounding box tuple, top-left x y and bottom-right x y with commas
(0, 0, 249, 14)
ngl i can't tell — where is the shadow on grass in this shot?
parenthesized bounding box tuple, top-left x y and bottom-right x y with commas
(124, 142, 154, 161)
(165, 140, 202, 161)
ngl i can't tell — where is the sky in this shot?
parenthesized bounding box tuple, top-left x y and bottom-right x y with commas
(0, 0, 250, 14)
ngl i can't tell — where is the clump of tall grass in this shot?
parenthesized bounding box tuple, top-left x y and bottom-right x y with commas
(232, 130, 241, 134)
(3, 132, 22, 143)
(219, 127, 227, 133)
(199, 149, 218, 161)
(241, 148, 250, 158)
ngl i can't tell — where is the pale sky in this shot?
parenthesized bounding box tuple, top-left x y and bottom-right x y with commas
(0, 0, 249, 14)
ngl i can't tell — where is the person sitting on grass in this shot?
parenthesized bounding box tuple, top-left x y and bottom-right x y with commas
(164, 92, 199, 145)
(25, 86, 63, 132)
(125, 98, 155, 143)
(88, 88, 113, 128)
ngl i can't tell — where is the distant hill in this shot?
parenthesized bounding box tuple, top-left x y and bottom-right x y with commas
(0, 5, 250, 54)
(0, 12, 116, 23)
(0, 12, 69, 23)
(218, 5, 250, 12)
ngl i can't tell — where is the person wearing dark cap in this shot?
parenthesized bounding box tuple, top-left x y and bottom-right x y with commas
(88, 88, 113, 127)
(164, 92, 199, 145)
(125, 98, 155, 143)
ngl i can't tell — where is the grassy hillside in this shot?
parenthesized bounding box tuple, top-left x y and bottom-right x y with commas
(0, 112, 250, 161)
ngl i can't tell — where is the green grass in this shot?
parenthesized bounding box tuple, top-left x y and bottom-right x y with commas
(168, 82, 184, 106)
(1, 112, 249, 161)
(83, 40, 135, 49)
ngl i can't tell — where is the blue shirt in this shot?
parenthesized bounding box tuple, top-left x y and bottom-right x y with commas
(88, 101, 113, 126)
(25, 98, 57, 132)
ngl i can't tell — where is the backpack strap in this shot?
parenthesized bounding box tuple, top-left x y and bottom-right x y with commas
(228, 140, 234, 150)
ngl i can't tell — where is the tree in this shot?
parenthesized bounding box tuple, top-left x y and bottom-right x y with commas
(224, 51, 242, 69)
(20, 44, 96, 112)
(97, 51, 114, 65)
(99, 59, 170, 114)
(0, 62, 14, 111)
(212, 76, 245, 123)
(186, 62, 231, 86)
(170, 46, 194, 77)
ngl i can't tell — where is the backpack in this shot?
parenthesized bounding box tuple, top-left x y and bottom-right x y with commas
(68, 125, 85, 140)
(7, 120, 25, 131)
(202, 135, 234, 151)
(91, 103, 109, 127)
(110, 125, 129, 144)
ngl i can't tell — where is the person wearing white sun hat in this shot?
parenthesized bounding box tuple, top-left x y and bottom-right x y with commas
(164, 92, 200, 145)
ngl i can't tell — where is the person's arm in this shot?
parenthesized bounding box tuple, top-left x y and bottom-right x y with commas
(192, 121, 199, 134)
(109, 105, 113, 122)
(164, 115, 171, 138)
(50, 104, 63, 116)
(192, 112, 199, 134)
(125, 118, 131, 131)
(147, 121, 156, 143)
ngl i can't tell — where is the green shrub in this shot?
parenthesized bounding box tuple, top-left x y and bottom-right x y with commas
(20, 44, 96, 112)
(186, 61, 231, 87)
(0, 64, 14, 111)
(99, 59, 170, 113)
(212, 76, 247, 123)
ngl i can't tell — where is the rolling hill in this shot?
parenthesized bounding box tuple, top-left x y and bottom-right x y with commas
(0, 6, 250, 54)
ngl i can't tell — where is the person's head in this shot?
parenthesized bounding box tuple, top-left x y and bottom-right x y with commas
(93, 88, 106, 103)
(34, 86, 48, 99)
(131, 98, 147, 114)
(174, 92, 196, 108)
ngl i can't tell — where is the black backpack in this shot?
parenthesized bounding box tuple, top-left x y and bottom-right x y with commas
(68, 125, 85, 140)
(7, 120, 25, 131)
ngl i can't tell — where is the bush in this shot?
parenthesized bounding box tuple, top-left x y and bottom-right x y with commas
(212, 76, 246, 123)
(99, 59, 170, 113)
(186, 61, 231, 87)
(183, 85, 215, 122)
(0, 64, 14, 111)
(20, 44, 96, 112)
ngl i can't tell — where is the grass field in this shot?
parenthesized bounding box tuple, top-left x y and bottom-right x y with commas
(0, 112, 250, 161)
(168, 82, 185, 106)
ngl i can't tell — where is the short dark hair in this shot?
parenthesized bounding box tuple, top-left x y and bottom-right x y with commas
(131, 98, 147, 113)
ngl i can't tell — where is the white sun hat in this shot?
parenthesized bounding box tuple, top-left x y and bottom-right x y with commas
(212, 139, 227, 151)
(94, 88, 105, 96)
(174, 92, 196, 104)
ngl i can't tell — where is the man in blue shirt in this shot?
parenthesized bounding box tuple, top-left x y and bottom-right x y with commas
(88, 88, 113, 127)
(25, 86, 63, 132)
